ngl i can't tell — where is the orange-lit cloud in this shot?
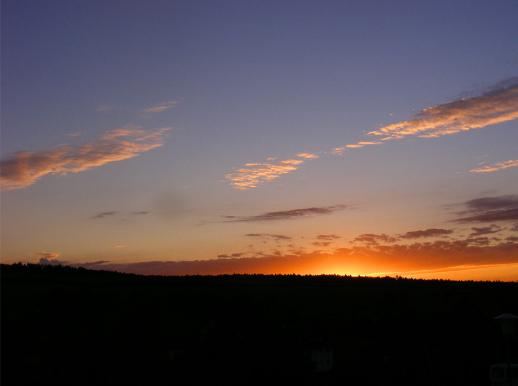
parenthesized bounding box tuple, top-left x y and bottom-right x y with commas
(333, 141, 382, 153)
(296, 152, 319, 159)
(347, 141, 381, 148)
(36, 251, 66, 266)
(369, 263, 518, 281)
(226, 157, 306, 190)
(368, 79, 518, 140)
(470, 159, 518, 173)
(142, 100, 177, 113)
(0, 128, 170, 190)
(37, 251, 60, 260)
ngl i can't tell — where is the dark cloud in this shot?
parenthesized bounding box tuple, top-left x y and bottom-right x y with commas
(455, 195, 518, 223)
(223, 205, 347, 222)
(312, 241, 332, 247)
(464, 237, 492, 246)
(316, 234, 340, 241)
(469, 224, 502, 237)
(353, 233, 397, 245)
(217, 253, 244, 259)
(39, 258, 66, 265)
(464, 195, 518, 212)
(245, 233, 292, 241)
(92, 211, 117, 219)
(92, 210, 150, 219)
(400, 228, 453, 239)
(77, 260, 111, 267)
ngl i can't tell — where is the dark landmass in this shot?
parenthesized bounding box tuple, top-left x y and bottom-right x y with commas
(2, 263, 518, 385)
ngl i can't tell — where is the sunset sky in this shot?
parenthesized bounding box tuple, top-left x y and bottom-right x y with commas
(1, 0, 518, 280)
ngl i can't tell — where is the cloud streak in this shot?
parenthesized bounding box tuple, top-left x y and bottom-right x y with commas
(227, 79, 518, 190)
(470, 159, 518, 174)
(92, 211, 118, 219)
(245, 233, 292, 241)
(469, 225, 502, 237)
(223, 205, 347, 222)
(0, 128, 170, 190)
(142, 100, 177, 113)
(333, 141, 382, 154)
(399, 228, 454, 239)
(353, 233, 398, 245)
(316, 234, 340, 241)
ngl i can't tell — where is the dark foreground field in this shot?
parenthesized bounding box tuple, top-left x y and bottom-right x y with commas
(2, 264, 518, 385)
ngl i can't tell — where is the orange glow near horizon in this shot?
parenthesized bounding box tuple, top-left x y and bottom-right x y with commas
(67, 246, 518, 282)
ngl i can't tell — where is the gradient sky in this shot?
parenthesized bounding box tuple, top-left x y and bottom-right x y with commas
(1, 0, 518, 280)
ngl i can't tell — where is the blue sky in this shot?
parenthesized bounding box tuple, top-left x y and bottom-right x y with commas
(1, 0, 518, 279)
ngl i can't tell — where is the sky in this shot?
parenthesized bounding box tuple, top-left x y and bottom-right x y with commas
(1, 0, 518, 280)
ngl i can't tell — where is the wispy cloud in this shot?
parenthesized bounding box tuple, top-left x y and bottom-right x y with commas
(455, 195, 518, 223)
(96, 105, 114, 112)
(353, 233, 398, 245)
(217, 252, 245, 259)
(37, 251, 61, 260)
(0, 128, 170, 190)
(368, 78, 518, 140)
(312, 241, 333, 247)
(316, 234, 341, 241)
(333, 141, 382, 154)
(142, 100, 177, 113)
(469, 224, 502, 237)
(223, 205, 347, 222)
(131, 211, 149, 216)
(92, 211, 118, 219)
(470, 159, 518, 173)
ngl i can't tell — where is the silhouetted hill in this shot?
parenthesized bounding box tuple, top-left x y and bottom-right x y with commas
(2, 263, 517, 385)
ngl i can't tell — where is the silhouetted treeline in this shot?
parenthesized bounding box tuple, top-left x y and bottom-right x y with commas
(2, 263, 518, 385)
